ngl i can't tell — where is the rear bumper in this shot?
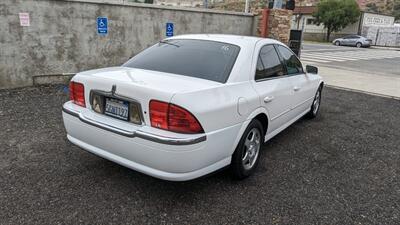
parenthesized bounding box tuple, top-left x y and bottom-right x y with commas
(62, 102, 241, 181)
(62, 105, 206, 145)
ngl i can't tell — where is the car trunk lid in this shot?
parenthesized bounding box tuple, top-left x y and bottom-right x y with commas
(74, 67, 221, 124)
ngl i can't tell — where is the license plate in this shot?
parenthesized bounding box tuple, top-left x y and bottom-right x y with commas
(104, 98, 129, 121)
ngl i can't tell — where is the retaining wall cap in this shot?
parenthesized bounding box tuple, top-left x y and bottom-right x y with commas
(53, 0, 254, 16)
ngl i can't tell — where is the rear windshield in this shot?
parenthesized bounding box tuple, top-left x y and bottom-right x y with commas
(123, 39, 240, 83)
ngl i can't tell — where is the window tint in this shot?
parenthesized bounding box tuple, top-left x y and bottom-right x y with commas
(123, 39, 240, 83)
(255, 45, 285, 80)
(345, 35, 359, 39)
(276, 45, 303, 75)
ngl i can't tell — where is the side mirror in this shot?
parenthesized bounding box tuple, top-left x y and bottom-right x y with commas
(306, 65, 318, 74)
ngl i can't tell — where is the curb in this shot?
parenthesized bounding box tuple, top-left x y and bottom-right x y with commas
(326, 84, 400, 100)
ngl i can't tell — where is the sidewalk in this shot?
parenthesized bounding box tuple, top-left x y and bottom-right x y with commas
(371, 46, 400, 51)
(317, 66, 400, 99)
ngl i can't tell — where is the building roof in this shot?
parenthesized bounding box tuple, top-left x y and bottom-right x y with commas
(293, 6, 316, 15)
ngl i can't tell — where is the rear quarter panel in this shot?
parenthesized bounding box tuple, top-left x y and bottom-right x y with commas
(171, 82, 259, 133)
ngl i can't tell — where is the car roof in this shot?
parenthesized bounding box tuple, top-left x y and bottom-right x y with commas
(167, 34, 282, 48)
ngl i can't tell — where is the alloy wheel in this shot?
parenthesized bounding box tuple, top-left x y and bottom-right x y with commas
(313, 89, 321, 115)
(242, 128, 261, 170)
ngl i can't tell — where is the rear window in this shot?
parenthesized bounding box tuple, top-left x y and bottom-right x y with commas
(123, 39, 240, 83)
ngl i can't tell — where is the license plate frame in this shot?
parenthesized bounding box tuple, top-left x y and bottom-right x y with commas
(104, 97, 129, 121)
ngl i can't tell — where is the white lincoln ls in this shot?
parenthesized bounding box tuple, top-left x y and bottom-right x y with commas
(62, 34, 323, 181)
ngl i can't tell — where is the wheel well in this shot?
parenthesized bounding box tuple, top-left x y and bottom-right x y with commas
(254, 113, 268, 135)
(320, 82, 324, 90)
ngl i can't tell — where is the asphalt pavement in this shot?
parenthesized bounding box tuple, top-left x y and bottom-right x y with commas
(1, 85, 399, 225)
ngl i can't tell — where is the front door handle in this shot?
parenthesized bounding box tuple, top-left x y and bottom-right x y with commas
(293, 86, 301, 91)
(264, 96, 274, 103)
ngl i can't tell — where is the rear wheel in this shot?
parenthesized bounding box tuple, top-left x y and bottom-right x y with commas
(356, 42, 362, 48)
(231, 120, 263, 180)
(335, 41, 341, 46)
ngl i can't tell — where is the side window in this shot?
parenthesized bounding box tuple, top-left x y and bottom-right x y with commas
(345, 35, 358, 39)
(276, 45, 304, 75)
(255, 45, 285, 81)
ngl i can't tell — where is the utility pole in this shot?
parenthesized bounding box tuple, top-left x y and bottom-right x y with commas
(245, 0, 250, 13)
(203, 0, 208, 8)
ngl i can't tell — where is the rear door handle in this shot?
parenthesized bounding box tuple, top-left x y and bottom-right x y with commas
(293, 86, 301, 91)
(264, 96, 274, 103)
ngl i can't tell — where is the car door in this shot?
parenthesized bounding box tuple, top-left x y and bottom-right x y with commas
(342, 35, 352, 46)
(251, 44, 294, 133)
(348, 35, 359, 46)
(275, 44, 316, 117)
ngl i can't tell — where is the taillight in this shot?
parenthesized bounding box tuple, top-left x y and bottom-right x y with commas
(149, 100, 204, 134)
(69, 81, 85, 107)
(149, 100, 169, 130)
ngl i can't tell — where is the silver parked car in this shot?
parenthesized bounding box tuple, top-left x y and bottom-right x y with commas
(332, 35, 372, 48)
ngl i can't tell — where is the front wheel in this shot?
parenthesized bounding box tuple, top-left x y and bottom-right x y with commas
(307, 87, 322, 118)
(335, 41, 340, 46)
(356, 42, 362, 48)
(231, 120, 263, 180)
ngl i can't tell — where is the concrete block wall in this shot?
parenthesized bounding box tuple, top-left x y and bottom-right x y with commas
(267, 9, 292, 45)
(302, 33, 354, 42)
(257, 9, 292, 45)
(0, 0, 254, 89)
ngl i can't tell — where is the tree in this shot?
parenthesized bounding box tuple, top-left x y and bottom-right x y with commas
(366, 3, 380, 13)
(394, 0, 400, 21)
(313, 0, 361, 41)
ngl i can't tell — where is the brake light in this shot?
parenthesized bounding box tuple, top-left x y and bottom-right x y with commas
(149, 100, 204, 134)
(149, 100, 169, 130)
(69, 81, 85, 107)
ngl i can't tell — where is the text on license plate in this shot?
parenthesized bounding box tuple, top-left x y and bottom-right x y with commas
(104, 98, 129, 120)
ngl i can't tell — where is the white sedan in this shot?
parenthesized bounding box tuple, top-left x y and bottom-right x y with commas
(62, 34, 323, 181)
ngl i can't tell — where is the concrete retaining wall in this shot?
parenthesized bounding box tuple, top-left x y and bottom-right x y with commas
(0, 0, 254, 89)
(303, 33, 354, 42)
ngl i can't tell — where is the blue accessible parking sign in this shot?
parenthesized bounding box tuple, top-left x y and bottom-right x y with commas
(97, 17, 108, 35)
(166, 23, 174, 37)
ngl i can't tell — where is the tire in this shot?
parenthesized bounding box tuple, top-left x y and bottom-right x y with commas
(307, 86, 322, 119)
(356, 42, 362, 48)
(335, 41, 341, 46)
(231, 119, 264, 180)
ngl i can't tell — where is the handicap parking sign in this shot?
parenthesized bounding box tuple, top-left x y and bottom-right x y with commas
(97, 17, 108, 35)
(166, 23, 174, 37)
